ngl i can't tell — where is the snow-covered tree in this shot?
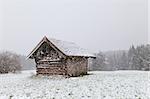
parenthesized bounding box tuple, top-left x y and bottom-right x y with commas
(90, 44, 150, 71)
(128, 45, 136, 70)
(128, 45, 150, 70)
(118, 51, 129, 70)
(136, 45, 150, 70)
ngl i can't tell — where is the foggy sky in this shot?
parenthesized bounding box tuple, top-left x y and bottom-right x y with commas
(0, 0, 148, 55)
(148, 0, 150, 44)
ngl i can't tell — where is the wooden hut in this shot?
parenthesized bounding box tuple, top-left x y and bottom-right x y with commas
(27, 36, 95, 76)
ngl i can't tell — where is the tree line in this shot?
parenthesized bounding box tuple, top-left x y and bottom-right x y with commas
(0, 44, 149, 74)
(90, 44, 150, 71)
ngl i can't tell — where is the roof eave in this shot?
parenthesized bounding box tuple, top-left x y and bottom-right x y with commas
(67, 55, 96, 59)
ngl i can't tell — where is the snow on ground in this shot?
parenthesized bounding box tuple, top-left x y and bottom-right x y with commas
(0, 70, 150, 99)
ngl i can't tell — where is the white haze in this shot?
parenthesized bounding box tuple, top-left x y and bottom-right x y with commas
(0, 0, 148, 55)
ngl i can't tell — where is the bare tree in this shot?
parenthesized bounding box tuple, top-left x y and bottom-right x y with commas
(0, 51, 22, 73)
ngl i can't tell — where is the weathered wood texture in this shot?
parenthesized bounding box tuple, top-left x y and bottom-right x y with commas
(30, 40, 89, 76)
(67, 57, 88, 76)
(37, 64, 67, 75)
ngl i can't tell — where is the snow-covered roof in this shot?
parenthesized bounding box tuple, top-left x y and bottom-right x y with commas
(27, 36, 95, 58)
(49, 38, 95, 57)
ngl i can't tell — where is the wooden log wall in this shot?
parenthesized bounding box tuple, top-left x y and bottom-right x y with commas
(36, 63, 67, 75)
(67, 57, 88, 76)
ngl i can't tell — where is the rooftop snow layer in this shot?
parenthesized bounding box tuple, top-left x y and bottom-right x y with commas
(49, 38, 95, 57)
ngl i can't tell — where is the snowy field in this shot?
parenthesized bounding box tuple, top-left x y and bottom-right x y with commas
(0, 70, 150, 99)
